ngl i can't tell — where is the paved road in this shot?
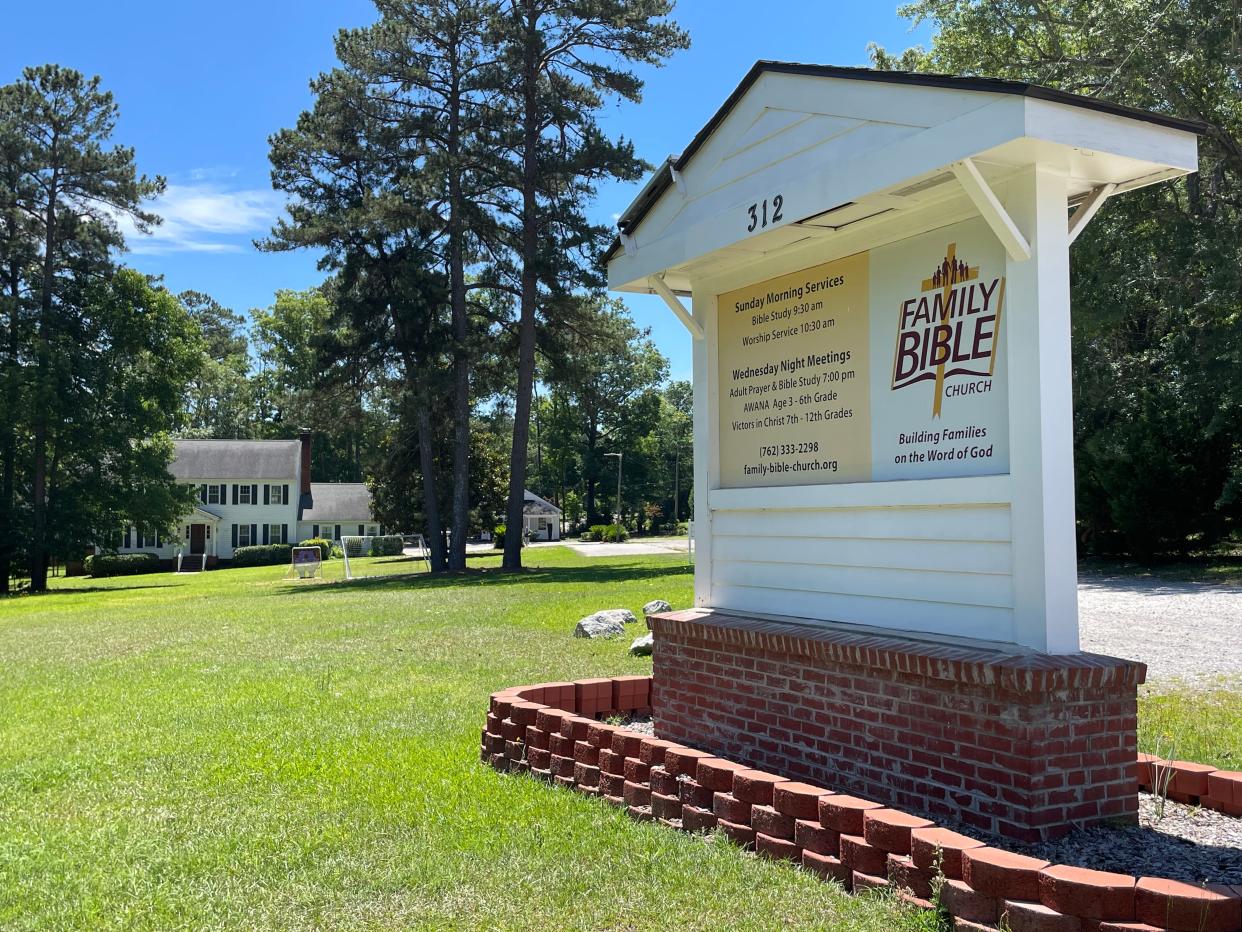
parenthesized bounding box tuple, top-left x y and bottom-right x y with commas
(564, 539, 692, 558)
(1079, 572, 1241, 685)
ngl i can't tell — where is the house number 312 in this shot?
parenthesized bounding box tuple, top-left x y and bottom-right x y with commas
(746, 194, 784, 232)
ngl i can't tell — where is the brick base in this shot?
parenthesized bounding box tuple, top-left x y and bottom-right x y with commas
(649, 610, 1146, 842)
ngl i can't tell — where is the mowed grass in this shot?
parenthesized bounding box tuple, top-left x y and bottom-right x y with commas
(0, 548, 929, 931)
(1139, 681, 1242, 773)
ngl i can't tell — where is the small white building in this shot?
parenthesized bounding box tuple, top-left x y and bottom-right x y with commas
(522, 490, 563, 541)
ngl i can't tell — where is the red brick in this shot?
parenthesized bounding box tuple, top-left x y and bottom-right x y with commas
(573, 740, 599, 766)
(679, 780, 713, 809)
(697, 757, 750, 792)
(713, 792, 752, 824)
(623, 779, 651, 807)
(1098, 924, 1161, 932)
(548, 733, 575, 757)
(560, 715, 592, 740)
(803, 849, 852, 887)
(524, 726, 549, 750)
(551, 754, 576, 778)
(501, 719, 526, 741)
(773, 782, 833, 820)
(527, 746, 551, 770)
(681, 804, 718, 833)
(943, 878, 1001, 924)
(794, 818, 839, 856)
(599, 772, 625, 797)
(1206, 771, 1242, 806)
(509, 700, 542, 725)
(573, 762, 600, 787)
(1039, 865, 1135, 921)
(649, 766, 679, 796)
(626, 804, 653, 822)
(1002, 900, 1082, 932)
(963, 848, 1050, 902)
(756, 833, 801, 861)
(820, 795, 883, 835)
(718, 818, 756, 849)
(888, 853, 934, 900)
(623, 757, 651, 783)
(611, 730, 644, 759)
(574, 781, 600, 797)
(1135, 753, 1160, 790)
(587, 720, 617, 748)
(650, 792, 682, 821)
(863, 808, 933, 855)
(839, 834, 887, 876)
(911, 826, 986, 879)
(600, 748, 626, 775)
(733, 769, 785, 805)
(638, 737, 676, 765)
(852, 871, 890, 894)
(953, 921, 996, 932)
(751, 804, 796, 840)
(535, 707, 571, 733)
(1134, 877, 1241, 932)
(665, 746, 712, 777)
(504, 739, 523, 760)
(1166, 761, 1215, 798)
(489, 691, 520, 718)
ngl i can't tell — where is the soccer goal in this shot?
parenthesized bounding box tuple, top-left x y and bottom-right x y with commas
(339, 533, 429, 580)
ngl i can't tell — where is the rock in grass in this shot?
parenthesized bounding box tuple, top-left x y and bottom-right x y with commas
(574, 609, 635, 639)
(630, 633, 654, 656)
(642, 599, 671, 620)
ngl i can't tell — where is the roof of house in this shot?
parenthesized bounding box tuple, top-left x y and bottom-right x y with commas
(523, 490, 562, 515)
(303, 483, 373, 522)
(606, 60, 1205, 260)
(170, 439, 301, 481)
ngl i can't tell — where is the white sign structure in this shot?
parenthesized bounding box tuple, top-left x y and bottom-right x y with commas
(290, 546, 322, 579)
(607, 63, 1200, 654)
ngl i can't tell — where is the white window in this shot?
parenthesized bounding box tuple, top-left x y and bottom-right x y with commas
(142, 530, 158, 548)
(239, 485, 253, 505)
(268, 524, 285, 544)
(367, 526, 378, 537)
(207, 485, 221, 505)
(238, 524, 252, 547)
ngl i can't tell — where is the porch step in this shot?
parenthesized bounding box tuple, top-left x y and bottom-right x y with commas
(178, 554, 206, 573)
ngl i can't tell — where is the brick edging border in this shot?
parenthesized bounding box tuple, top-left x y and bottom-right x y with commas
(482, 675, 1242, 932)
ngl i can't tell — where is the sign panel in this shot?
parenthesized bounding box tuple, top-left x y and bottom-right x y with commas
(717, 218, 1009, 487)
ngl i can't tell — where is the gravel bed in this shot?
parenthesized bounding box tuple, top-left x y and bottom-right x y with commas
(1079, 572, 1242, 685)
(612, 714, 654, 736)
(1014, 793, 1242, 884)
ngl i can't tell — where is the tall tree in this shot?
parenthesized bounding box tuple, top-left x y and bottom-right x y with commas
(178, 290, 256, 439)
(334, 0, 504, 571)
(490, 0, 689, 569)
(871, 0, 1242, 555)
(2, 65, 165, 590)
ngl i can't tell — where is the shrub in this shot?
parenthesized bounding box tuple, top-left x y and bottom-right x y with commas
(601, 523, 628, 543)
(298, 538, 333, 560)
(588, 524, 609, 542)
(368, 534, 404, 557)
(84, 552, 160, 577)
(231, 544, 293, 567)
(579, 531, 592, 542)
(493, 525, 506, 549)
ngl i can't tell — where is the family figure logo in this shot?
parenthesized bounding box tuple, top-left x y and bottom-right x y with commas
(890, 242, 1004, 417)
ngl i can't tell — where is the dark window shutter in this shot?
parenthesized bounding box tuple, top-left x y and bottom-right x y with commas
(219, 484, 226, 503)
(264, 484, 270, 505)
(251, 484, 258, 506)
(199, 484, 207, 504)
(358, 524, 365, 536)
(251, 524, 257, 547)
(283, 484, 289, 505)
(262, 525, 269, 545)
(231, 524, 238, 548)
(281, 524, 288, 544)
(124, 527, 131, 549)
(335, 525, 341, 540)
(232, 484, 238, 505)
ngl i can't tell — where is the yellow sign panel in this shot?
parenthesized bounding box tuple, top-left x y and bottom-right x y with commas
(717, 252, 871, 488)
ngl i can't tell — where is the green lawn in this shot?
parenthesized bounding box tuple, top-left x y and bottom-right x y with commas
(0, 548, 928, 931)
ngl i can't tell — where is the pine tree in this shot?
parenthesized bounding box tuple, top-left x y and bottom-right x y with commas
(488, 0, 688, 569)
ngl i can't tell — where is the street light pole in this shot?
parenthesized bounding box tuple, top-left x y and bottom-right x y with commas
(604, 452, 623, 526)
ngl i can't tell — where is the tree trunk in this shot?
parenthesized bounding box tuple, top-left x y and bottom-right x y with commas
(502, 0, 540, 571)
(447, 63, 470, 572)
(30, 171, 57, 593)
(0, 256, 18, 593)
(415, 383, 447, 573)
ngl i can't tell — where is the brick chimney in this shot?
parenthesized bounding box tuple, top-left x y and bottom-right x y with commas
(299, 429, 312, 495)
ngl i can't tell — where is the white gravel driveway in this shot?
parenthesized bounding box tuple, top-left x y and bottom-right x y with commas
(1078, 572, 1242, 685)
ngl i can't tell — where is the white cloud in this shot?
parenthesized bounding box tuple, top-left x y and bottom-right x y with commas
(117, 183, 286, 255)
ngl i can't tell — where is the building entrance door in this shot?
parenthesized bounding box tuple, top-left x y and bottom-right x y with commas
(190, 524, 206, 555)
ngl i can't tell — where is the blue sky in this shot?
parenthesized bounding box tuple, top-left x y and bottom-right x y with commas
(1, 1, 932, 382)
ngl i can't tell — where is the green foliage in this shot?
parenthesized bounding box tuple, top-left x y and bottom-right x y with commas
(492, 525, 507, 549)
(367, 535, 403, 557)
(587, 523, 628, 543)
(231, 544, 293, 567)
(298, 538, 333, 560)
(872, 0, 1242, 556)
(83, 552, 160, 578)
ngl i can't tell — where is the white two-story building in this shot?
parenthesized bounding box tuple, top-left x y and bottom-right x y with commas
(115, 432, 378, 570)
